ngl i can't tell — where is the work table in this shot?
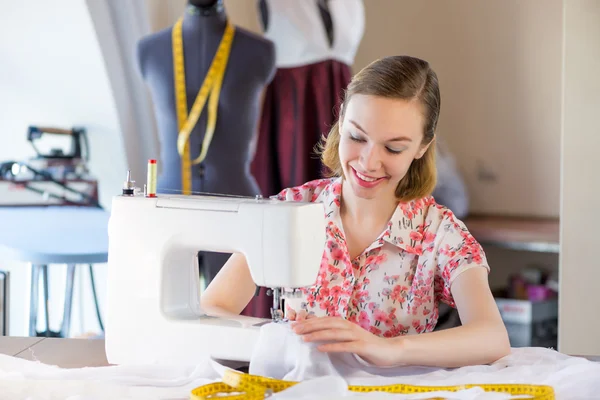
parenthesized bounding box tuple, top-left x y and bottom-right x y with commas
(0, 336, 598, 370)
(0, 336, 109, 368)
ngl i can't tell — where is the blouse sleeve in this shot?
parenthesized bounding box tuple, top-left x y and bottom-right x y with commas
(434, 212, 490, 307)
(269, 179, 330, 202)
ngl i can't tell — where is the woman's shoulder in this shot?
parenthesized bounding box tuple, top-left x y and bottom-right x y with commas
(412, 196, 473, 235)
(270, 178, 338, 203)
(416, 196, 483, 256)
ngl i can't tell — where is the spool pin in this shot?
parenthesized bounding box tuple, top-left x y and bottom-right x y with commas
(146, 159, 157, 198)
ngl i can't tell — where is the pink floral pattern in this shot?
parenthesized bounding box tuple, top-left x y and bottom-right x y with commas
(273, 177, 489, 338)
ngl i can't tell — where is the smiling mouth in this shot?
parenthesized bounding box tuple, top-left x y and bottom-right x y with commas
(352, 167, 386, 183)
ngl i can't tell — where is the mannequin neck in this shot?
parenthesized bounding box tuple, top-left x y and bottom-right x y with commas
(186, 0, 224, 17)
(183, 1, 227, 33)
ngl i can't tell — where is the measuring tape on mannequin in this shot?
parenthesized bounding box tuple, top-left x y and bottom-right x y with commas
(190, 369, 555, 399)
(172, 17, 235, 195)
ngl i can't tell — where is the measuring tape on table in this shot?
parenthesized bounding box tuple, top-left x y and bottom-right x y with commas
(190, 369, 555, 399)
(172, 17, 235, 195)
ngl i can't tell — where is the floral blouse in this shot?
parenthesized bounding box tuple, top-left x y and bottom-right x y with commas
(273, 177, 489, 338)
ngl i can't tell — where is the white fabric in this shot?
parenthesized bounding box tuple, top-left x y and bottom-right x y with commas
(251, 323, 600, 399)
(261, 0, 365, 68)
(0, 353, 223, 400)
(1, 323, 600, 399)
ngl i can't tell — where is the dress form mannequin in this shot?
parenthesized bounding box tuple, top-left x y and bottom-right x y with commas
(136, 0, 276, 285)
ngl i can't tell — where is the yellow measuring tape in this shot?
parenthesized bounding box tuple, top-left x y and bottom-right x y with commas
(172, 17, 235, 195)
(190, 369, 555, 399)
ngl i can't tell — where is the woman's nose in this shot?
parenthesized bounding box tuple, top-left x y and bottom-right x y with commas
(359, 145, 381, 172)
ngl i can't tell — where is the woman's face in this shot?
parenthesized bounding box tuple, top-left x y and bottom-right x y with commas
(338, 94, 431, 201)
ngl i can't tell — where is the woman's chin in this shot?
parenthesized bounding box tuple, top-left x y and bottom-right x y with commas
(348, 180, 383, 200)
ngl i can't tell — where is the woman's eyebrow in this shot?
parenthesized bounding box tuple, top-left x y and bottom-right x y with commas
(349, 120, 412, 142)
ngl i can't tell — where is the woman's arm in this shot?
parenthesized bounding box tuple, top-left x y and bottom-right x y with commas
(293, 267, 511, 368)
(200, 253, 257, 315)
(389, 267, 511, 368)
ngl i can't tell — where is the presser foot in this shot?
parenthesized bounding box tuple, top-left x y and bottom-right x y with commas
(270, 308, 288, 323)
(268, 287, 289, 323)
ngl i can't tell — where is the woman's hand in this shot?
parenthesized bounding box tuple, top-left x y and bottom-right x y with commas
(291, 316, 401, 367)
(285, 308, 316, 321)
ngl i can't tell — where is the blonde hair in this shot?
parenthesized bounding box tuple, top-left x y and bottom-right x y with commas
(318, 55, 440, 202)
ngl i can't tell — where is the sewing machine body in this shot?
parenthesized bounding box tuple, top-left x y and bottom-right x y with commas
(105, 193, 325, 366)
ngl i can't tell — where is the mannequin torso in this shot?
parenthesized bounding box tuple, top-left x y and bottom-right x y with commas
(136, 2, 276, 196)
(136, 1, 275, 285)
(257, 0, 364, 68)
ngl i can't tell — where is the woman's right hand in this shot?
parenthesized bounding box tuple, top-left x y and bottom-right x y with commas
(286, 308, 316, 321)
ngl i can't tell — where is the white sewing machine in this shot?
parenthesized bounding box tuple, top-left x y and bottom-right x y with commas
(104, 181, 326, 366)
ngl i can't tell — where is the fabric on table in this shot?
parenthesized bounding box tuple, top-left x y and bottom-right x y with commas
(0, 352, 224, 400)
(250, 322, 600, 399)
(1, 322, 600, 399)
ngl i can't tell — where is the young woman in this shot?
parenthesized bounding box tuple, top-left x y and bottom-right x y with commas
(201, 55, 511, 369)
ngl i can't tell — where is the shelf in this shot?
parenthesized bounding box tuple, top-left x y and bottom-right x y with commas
(463, 215, 560, 253)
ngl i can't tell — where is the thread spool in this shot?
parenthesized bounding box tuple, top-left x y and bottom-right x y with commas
(146, 159, 157, 198)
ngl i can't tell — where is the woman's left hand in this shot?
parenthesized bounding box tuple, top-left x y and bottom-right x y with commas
(291, 316, 400, 367)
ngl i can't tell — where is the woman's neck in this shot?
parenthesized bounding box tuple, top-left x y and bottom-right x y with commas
(340, 178, 399, 226)
(183, 2, 227, 33)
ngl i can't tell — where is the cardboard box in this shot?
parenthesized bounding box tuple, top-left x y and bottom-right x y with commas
(495, 296, 558, 348)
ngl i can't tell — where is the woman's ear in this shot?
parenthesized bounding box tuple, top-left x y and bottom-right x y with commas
(415, 136, 436, 160)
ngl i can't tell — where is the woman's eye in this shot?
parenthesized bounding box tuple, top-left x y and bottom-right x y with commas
(386, 147, 403, 155)
(349, 134, 364, 142)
